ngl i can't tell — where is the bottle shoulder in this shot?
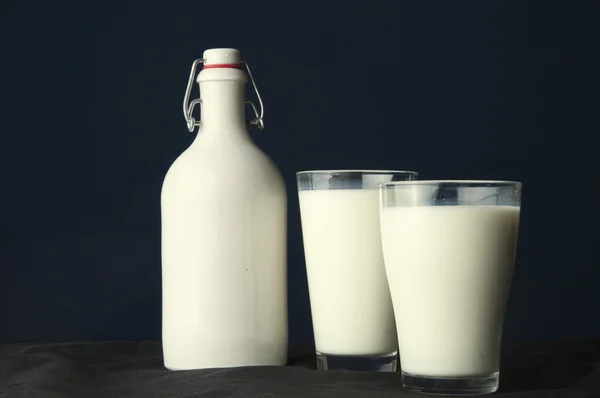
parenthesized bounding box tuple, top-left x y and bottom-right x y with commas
(166, 139, 281, 174)
(162, 139, 285, 196)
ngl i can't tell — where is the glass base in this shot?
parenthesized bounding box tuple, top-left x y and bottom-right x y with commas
(315, 351, 398, 372)
(402, 371, 499, 395)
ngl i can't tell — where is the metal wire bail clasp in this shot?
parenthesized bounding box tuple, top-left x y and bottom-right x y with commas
(182, 58, 265, 133)
(183, 58, 203, 132)
(241, 61, 265, 131)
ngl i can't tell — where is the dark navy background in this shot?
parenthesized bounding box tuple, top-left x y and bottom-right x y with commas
(1, 1, 599, 345)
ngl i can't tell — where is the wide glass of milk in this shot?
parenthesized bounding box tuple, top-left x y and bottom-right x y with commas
(379, 180, 521, 395)
(297, 170, 418, 371)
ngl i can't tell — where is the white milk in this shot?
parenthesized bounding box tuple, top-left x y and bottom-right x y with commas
(380, 205, 520, 377)
(299, 189, 397, 356)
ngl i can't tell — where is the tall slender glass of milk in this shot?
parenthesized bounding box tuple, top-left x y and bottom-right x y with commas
(297, 170, 418, 371)
(379, 180, 521, 395)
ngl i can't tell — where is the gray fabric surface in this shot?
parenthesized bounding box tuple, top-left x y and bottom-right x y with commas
(1, 340, 599, 397)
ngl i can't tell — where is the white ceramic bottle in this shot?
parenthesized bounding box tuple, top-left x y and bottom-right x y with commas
(161, 48, 288, 370)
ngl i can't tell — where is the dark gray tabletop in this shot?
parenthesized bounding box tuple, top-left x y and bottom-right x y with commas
(1, 340, 599, 397)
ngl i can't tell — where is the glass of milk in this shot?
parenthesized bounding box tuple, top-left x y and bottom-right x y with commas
(297, 170, 418, 371)
(379, 180, 521, 395)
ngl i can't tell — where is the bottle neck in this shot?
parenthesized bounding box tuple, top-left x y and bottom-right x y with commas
(198, 80, 247, 132)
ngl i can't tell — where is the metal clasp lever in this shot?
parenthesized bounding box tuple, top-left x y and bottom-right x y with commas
(182, 59, 265, 133)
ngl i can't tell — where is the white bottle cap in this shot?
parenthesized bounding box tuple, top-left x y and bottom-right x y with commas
(203, 48, 241, 66)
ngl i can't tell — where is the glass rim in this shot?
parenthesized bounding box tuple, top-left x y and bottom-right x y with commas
(296, 169, 418, 176)
(378, 180, 521, 188)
